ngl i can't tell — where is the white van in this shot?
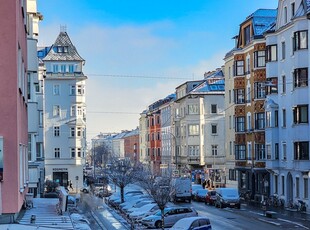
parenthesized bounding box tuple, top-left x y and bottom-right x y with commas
(214, 188, 240, 209)
(170, 177, 192, 203)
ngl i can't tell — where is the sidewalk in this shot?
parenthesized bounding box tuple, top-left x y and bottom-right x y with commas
(241, 201, 310, 229)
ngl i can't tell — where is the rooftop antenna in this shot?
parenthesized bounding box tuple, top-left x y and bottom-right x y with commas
(60, 25, 67, 33)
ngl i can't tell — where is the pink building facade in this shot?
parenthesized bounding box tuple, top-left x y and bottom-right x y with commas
(0, 0, 29, 222)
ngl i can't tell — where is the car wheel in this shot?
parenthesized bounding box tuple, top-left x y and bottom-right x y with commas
(83, 189, 87, 193)
(155, 220, 162, 228)
(237, 204, 241, 209)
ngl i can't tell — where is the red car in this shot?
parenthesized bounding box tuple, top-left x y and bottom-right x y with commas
(205, 190, 216, 205)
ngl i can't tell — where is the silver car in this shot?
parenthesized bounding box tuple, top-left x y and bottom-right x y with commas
(141, 206, 198, 228)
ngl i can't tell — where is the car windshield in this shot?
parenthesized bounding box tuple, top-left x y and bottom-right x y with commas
(222, 189, 239, 197)
(154, 209, 169, 216)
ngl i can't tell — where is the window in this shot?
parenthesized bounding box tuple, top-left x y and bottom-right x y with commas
(77, 127, 82, 137)
(39, 111, 43, 127)
(255, 113, 265, 130)
(229, 141, 233, 155)
(53, 64, 59, 73)
(211, 124, 217, 134)
(281, 42, 286, 60)
(293, 31, 308, 51)
(254, 51, 265, 67)
(266, 111, 271, 128)
(294, 141, 309, 160)
(235, 145, 246, 160)
(282, 75, 286, 93)
(71, 148, 75, 158)
(266, 78, 278, 95)
(188, 104, 199, 114)
(229, 169, 236, 181)
(60, 64, 66, 73)
(54, 126, 60, 137)
(291, 2, 295, 18)
(54, 148, 60, 158)
(229, 116, 232, 129)
(229, 90, 231, 103)
(293, 68, 308, 88)
(275, 110, 278, 127)
(282, 109, 286, 127)
(247, 143, 252, 160)
(235, 116, 245, 132)
(70, 127, 75, 137)
(282, 142, 287, 160)
(53, 105, 60, 116)
(293, 105, 308, 124)
(63, 46, 68, 53)
(71, 105, 76, 116)
(77, 148, 82, 157)
(188, 145, 199, 156)
(244, 25, 251, 45)
(266, 45, 277, 62)
(275, 175, 278, 194)
(70, 85, 76, 95)
(284, 7, 288, 24)
(77, 85, 85, 95)
(254, 82, 265, 99)
(69, 64, 74, 73)
(211, 104, 217, 113)
(275, 143, 279, 159)
(53, 84, 60, 95)
(304, 178, 309, 199)
(235, 61, 244, 76)
(235, 89, 245, 104)
(212, 145, 218, 156)
(255, 144, 265, 160)
(296, 177, 300, 198)
(282, 176, 285, 195)
(188, 125, 199, 135)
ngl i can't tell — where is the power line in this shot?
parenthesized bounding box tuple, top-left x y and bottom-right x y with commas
(86, 73, 189, 80)
(88, 111, 140, 115)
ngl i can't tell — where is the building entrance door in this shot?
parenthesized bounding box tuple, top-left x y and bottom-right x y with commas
(53, 172, 69, 187)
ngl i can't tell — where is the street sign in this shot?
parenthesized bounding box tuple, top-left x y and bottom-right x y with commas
(160, 164, 168, 169)
(173, 170, 179, 177)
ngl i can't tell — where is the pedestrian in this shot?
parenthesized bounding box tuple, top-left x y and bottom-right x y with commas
(69, 181, 73, 190)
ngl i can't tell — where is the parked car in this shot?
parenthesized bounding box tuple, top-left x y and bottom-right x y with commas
(123, 199, 154, 214)
(192, 184, 204, 199)
(171, 216, 212, 230)
(205, 190, 217, 205)
(214, 188, 240, 209)
(141, 206, 198, 228)
(129, 203, 159, 222)
(95, 184, 112, 198)
(193, 189, 208, 202)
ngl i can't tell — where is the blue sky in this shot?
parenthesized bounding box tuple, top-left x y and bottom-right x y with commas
(38, 0, 278, 139)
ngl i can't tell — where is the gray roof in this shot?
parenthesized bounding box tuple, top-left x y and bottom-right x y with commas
(250, 9, 277, 36)
(191, 69, 225, 94)
(43, 32, 84, 62)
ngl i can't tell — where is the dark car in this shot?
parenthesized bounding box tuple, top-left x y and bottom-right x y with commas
(205, 190, 216, 205)
(193, 189, 208, 202)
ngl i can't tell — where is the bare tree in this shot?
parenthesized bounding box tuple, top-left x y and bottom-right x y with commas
(137, 168, 174, 229)
(106, 157, 137, 203)
(92, 143, 109, 168)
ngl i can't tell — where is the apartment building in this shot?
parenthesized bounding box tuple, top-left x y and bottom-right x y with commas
(227, 9, 277, 199)
(42, 31, 87, 191)
(27, 0, 44, 198)
(265, 0, 310, 207)
(0, 0, 30, 223)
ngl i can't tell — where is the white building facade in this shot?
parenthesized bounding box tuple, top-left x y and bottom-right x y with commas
(265, 0, 310, 207)
(27, 0, 44, 197)
(42, 31, 87, 190)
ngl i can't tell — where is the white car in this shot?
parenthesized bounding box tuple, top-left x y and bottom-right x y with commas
(141, 206, 198, 228)
(170, 217, 212, 230)
(128, 203, 159, 221)
(123, 199, 154, 213)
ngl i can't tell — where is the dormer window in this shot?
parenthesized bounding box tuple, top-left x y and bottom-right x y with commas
(56, 46, 68, 53)
(244, 25, 251, 45)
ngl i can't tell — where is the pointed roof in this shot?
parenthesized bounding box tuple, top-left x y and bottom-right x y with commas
(43, 32, 84, 62)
